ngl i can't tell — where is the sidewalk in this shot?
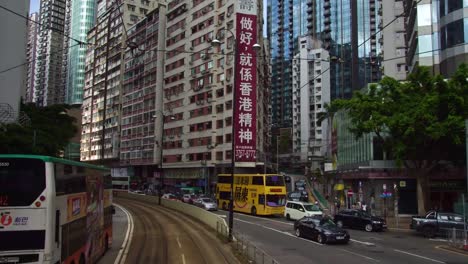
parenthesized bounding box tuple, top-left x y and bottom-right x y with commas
(385, 216, 412, 231)
(97, 204, 128, 264)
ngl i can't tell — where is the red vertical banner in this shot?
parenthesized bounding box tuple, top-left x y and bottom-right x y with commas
(234, 10, 257, 164)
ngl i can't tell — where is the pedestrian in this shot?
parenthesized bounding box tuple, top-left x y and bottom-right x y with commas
(334, 197, 341, 211)
(362, 202, 367, 211)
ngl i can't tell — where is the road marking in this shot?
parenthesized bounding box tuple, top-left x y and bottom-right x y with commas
(235, 218, 323, 246)
(394, 249, 446, 263)
(236, 213, 294, 226)
(177, 236, 182, 248)
(435, 245, 468, 257)
(340, 249, 380, 262)
(429, 238, 448, 242)
(350, 238, 375, 246)
(114, 203, 135, 264)
(181, 254, 186, 264)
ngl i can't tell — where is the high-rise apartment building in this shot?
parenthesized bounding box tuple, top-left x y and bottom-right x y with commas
(65, 0, 97, 105)
(318, 0, 381, 100)
(34, 0, 69, 106)
(380, 0, 407, 80)
(292, 36, 330, 168)
(119, 5, 167, 177)
(81, 0, 157, 163)
(81, 0, 269, 188)
(61, 0, 72, 106)
(25, 12, 40, 103)
(267, 0, 309, 129)
(149, 0, 268, 186)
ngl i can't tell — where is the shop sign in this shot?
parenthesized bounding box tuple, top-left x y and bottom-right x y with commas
(399, 181, 406, 188)
(233, 0, 258, 164)
(429, 180, 465, 191)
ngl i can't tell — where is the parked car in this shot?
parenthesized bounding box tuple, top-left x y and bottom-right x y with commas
(196, 198, 218, 211)
(410, 211, 467, 238)
(182, 194, 198, 204)
(334, 209, 386, 232)
(294, 216, 350, 244)
(285, 201, 322, 220)
(162, 193, 179, 201)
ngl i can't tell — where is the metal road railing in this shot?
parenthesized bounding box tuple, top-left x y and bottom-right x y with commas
(444, 227, 468, 249)
(216, 222, 280, 264)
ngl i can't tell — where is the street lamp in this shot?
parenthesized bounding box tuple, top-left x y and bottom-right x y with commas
(153, 112, 175, 205)
(211, 29, 260, 241)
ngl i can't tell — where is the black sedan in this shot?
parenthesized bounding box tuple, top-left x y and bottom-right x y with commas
(294, 216, 350, 244)
(334, 209, 386, 232)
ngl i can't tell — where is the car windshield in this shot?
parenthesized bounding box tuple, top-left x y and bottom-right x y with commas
(304, 205, 321, 211)
(319, 218, 337, 228)
(201, 198, 212, 203)
(360, 211, 372, 218)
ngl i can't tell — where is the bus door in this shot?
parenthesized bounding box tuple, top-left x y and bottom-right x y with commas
(259, 194, 265, 207)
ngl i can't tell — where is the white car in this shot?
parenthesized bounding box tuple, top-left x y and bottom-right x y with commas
(284, 201, 322, 220)
(196, 198, 218, 211)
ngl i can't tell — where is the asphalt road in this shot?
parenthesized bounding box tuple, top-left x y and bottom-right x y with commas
(212, 210, 468, 264)
(115, 197, 240, 264)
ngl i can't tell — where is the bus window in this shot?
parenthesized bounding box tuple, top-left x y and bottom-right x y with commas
(219, 191, 230, 200)
(265, 175, 285, 186)
(252, 176, 264, 185)
(0, 158, 45, 206)
(218, 176, 231, 183)
(266, 194, 286, 207)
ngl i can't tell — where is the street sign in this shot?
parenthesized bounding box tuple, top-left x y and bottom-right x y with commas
(347, 190, 354, 197)
(380, 191, 392, 198)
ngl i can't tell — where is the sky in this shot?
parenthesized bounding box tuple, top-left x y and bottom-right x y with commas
(29, 0, 40, 14)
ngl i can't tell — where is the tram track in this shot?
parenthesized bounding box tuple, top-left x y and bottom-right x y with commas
(116, 196, 239, 264)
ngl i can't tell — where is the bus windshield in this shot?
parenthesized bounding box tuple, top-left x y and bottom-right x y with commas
(266, 194, 286, 207)
(265, 175, 285, 186)
(0, 158, 45, 207)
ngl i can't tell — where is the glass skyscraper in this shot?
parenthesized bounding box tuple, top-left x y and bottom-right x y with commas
(267, 0, 381, 127)
(267, 0, 309, 128)
(66, 0, 97, 105)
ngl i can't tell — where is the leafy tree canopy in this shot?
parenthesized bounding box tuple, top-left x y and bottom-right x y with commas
(329, 65, 467, 168)
(0, 103, 77, 156)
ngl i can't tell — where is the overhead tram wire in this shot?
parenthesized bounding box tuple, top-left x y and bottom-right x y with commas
(292, 0, 425, 93)
(0, 43, 82, 75)
(293, 45, 459, 95)
(0, 4, 88, 47)
(357, 0, 423, 49)
(1, 0, 426, 77)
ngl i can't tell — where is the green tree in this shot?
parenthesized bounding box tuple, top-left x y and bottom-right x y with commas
(0, 103, 77, 157)
(329, 65, 467, 215)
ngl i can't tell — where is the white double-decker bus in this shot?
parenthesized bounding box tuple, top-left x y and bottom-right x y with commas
(0, 155, 112, 264)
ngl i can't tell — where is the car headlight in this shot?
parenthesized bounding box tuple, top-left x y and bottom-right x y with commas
(324, 231, 332, 235)
(372, 221, 381, 224)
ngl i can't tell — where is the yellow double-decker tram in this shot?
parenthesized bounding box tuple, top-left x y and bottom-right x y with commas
(215, 174, 287, 216)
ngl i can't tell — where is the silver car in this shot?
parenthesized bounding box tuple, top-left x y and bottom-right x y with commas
(197, 198, 218, 211)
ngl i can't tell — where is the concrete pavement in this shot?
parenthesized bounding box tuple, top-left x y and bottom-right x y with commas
(97, 204, 129, 264)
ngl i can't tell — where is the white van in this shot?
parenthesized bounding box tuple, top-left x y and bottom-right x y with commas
(284, 201, 322, 220)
